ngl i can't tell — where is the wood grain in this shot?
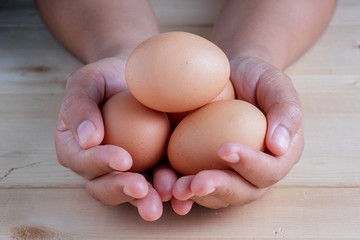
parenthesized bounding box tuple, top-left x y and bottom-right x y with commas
(1, 188, 360, 239)
(1, 0, 360, 239)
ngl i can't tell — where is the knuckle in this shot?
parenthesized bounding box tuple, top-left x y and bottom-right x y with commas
(85, 182, 95, 198)
(85, 182, 108, 205)
(54, 135, 69, 169)
(267, 171, 283, 186)
(69, 163, 87, 179)
(59, 94, 78, 118)
(56, 156, 67, 169)
(67, 64, 98, 87)
(283, 101, 303, 129)
(263, 165, 287, 187)
(65, 63, 105, 101)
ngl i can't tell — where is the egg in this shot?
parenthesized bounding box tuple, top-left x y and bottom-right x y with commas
(167, 100, 267, 175)
(125, 31, 230, 112)
(167, 80, 235, 129)
(102, 91, 171, 172)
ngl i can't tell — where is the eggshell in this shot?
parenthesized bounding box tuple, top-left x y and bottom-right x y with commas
(102, 91, 171, 172)
(167, 100, 267, 175)
(167, 80, 235, 129)
(125, 31, 230, 112)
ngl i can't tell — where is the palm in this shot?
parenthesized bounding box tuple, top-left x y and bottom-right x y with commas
(171, 57, 304, 212)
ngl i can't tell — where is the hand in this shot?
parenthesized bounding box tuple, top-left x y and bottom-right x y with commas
(55, 56, 177, 221)
(171, 57, 304, 214)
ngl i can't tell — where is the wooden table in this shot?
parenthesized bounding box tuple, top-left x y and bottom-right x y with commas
(1, 0, 360, 239)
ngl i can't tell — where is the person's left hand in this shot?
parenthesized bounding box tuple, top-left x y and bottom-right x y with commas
(171, 57, 304, 214)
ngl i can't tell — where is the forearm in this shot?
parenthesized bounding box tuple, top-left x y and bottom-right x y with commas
(211, 0, 337, 69)
(35, 0, 159, 63)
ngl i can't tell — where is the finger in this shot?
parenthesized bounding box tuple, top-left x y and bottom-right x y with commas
(172, 175, 195, 201)
(55, 128, 132, 180)
(152, 164, 178, 202)
(257, 69, 303, 155)
(229, 57, 303, 156)
(189, 170, 267, 208)
(60, 67, 105, 149)
(171, 198, 194, 216)
(86, 172, 149, 206)
(134, 185, 163, 221)
(218, 129, 304, 188)
(191, 195, 229, 209)
(60, 58, 127, 149)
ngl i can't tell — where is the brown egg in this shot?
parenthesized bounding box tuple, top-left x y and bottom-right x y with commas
(167, 80, 235, 129)
(125, 31, 230, 112)
(167, 100, 267, 175)
(102, 91, 171, 172)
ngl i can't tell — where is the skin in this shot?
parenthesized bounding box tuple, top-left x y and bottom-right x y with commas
(36, 0, 165, 221)
(36, 0, 338, 220)
(172, 0, 337, 213)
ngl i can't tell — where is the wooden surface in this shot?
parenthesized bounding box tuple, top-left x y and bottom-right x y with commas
(1, 0, 360, 239)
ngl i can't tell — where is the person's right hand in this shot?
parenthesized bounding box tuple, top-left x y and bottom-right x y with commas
(55, 56, 167, 221)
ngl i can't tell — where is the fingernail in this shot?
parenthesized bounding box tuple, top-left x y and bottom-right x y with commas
(186, 193, 195, 199)
(123, 186, 133, 197)
(221, 153, 240, 163)
(77, 120, 96, 148)
(57, 120, 67, 131)
(109, 159, 132, 172)
(199, 188, 216, 197)
(273, 125, 290, 153)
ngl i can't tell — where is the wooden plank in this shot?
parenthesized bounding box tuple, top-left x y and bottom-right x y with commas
(0, 27, 82, 94)
(280, 115, 360, 187)
(0, 1, 359, 239)
(0, 117, 84, 188)
(0, 24, 359, 93)
(0, 78, 359, 188)
(286, 24, 360, 75)
(1, 113, 358, 189)
(1, 21, 358, 90)
(282, 75, 360, 187)
(0, 3, 359, 93)
(1, 112, 359, 188)
(0, 8, 43, 27)
(1, 188, 359, 239)
(0, 93, 62, 119)
(294, 75, 360, 116)
(0, 26, 359, 190)
(331, 0, 360, 25)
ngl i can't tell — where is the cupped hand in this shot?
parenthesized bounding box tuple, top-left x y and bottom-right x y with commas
(55, 56, 177, 221)
(172, 56, 304, 214)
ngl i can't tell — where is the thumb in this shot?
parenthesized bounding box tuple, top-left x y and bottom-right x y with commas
(257, 68, 303, 156)
(59, 99, 104, 149)
(229, 57, 303, 156)
(266, 101, 302, 156)
(59, 67, 106, 149)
